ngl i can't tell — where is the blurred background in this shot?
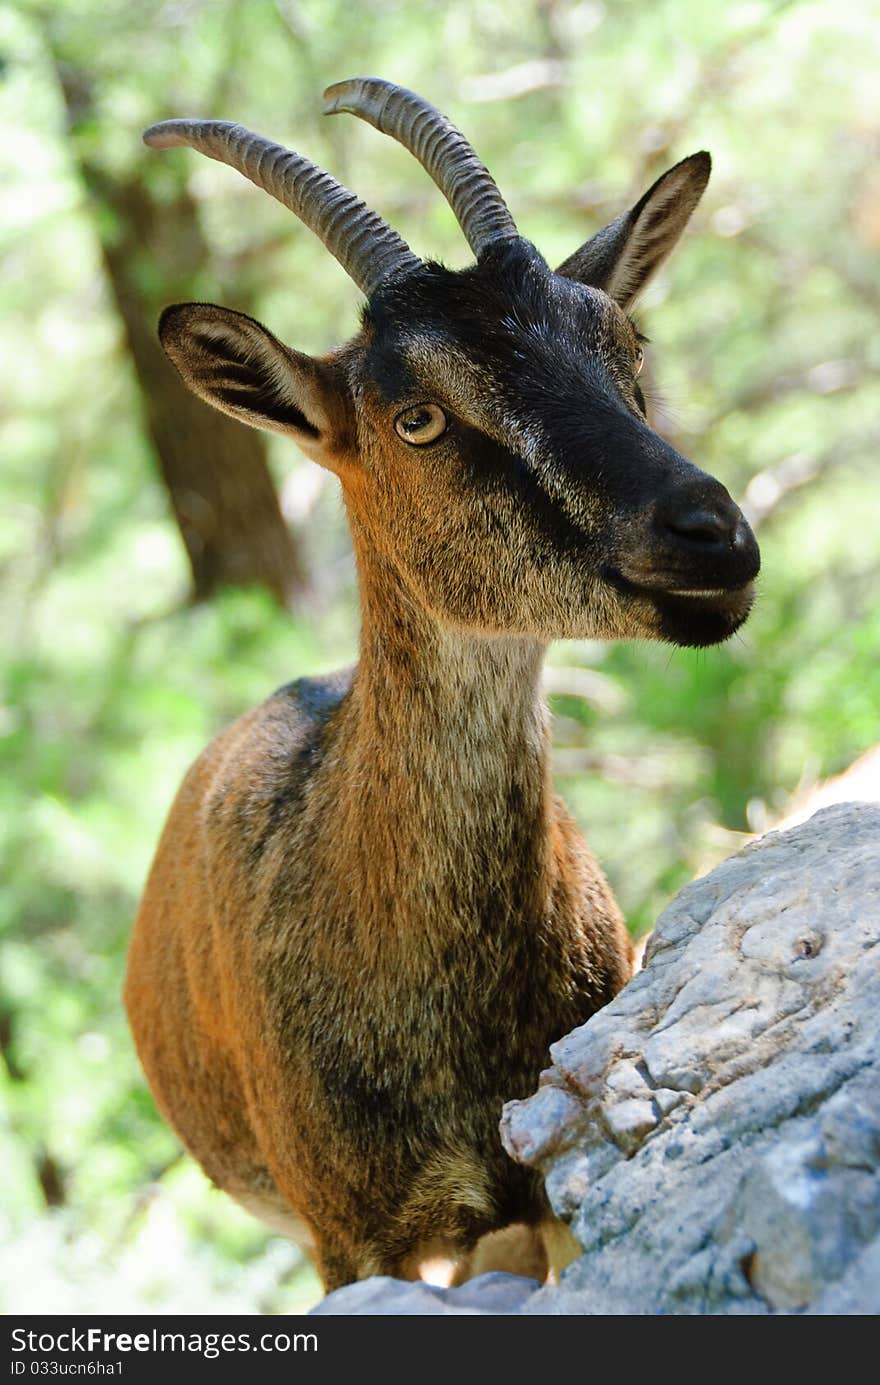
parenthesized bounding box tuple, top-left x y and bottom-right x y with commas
(2, 0, 878, 1315)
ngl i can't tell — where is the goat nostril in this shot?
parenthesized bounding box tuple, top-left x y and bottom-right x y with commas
(666, 505, 735, 548)
(730, 516, 752, 552)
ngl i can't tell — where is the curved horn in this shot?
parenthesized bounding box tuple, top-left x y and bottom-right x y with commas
(142, 118, 420, 296)
(323, 78, 519, 259)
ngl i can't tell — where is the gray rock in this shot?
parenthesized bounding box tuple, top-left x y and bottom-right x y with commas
(313, 802, 880, 1315)
(311, 1271, 540, 1315)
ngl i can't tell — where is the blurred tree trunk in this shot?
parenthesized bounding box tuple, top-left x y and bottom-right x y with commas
(55, 62, 306, 606)
(96, 174, 307, 604)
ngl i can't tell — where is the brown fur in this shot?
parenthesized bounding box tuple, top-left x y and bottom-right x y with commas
(127, 611, 631, 1288)
(127, 125, 759, 1292)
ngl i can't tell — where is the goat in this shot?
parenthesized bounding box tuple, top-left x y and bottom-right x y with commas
(125, 78, 760, 1292)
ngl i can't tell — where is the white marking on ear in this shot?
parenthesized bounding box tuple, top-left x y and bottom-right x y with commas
(193, 318, 237, 344)
(609, 157, 711, 306)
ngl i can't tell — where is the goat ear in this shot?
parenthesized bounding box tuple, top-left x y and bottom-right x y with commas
(557, 152, 711, 309)
(158, 303, 347, 467)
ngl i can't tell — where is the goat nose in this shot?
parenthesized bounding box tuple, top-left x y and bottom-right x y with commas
(661, 490, 746, 551)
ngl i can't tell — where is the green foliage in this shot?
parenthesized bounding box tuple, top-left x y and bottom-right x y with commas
(2, 0, 879, 1313)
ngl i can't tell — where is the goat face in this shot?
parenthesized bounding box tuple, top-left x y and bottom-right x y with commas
(338, 240, 759, 648)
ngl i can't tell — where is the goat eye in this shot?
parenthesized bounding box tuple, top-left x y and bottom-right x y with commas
(394, 403, 447, 445)
(634, 346, 644, 377)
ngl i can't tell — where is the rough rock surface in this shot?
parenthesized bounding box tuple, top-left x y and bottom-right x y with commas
(313, 803, 880, 1315)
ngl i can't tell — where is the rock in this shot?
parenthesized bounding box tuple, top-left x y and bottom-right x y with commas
(313, 802, 880, 1315)
(310, 1271, 541, 1316)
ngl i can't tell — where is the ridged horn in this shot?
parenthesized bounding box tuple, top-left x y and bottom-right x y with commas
(323, 78, 519, 259)
(142, 118, 421, 296)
